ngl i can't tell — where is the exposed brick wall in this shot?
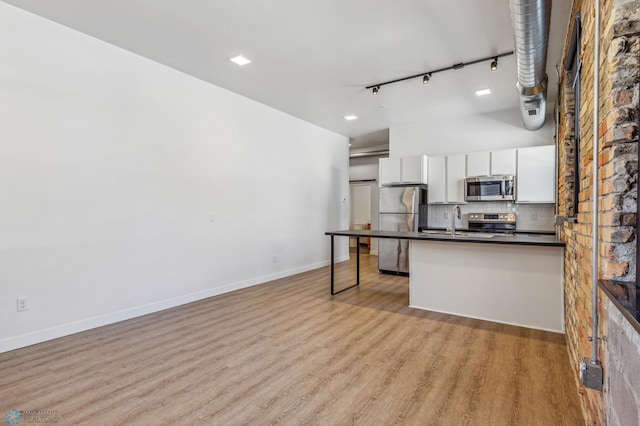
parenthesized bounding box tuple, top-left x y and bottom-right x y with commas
(559, 73, 577, 218)
(557, 0, 639, 424)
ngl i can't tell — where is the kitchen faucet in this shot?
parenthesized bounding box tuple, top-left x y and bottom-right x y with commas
(451, 205, 461, 237)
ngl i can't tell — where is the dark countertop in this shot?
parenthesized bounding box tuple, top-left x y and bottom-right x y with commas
(598, 280, 640, 334)
(420, 227, 555, 235)
(514, 229, 556, 235)
(325, 229, 565, 247)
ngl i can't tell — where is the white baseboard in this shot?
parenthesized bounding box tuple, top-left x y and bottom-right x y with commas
(408, 305, 565, 334)
(0, 256, 349, 354)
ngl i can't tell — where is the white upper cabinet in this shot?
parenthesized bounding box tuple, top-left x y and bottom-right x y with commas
(446, 154, 467, 203)
(467, 149, 516, 176)
(427, 156, 446, 203)
(427, 155, 466, 204)
(401, 154, 428, 184)
(466, 151, 490, 176)
(381, 146, 556, 201)
(379, 157, 401, 186)
(379, 155, 428, 186)
(516, 145, 556, 203)
(491, 149, 517, 175)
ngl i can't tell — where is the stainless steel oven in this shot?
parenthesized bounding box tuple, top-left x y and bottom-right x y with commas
(468, 213, 517, 233)
(465, 175, 515, 202)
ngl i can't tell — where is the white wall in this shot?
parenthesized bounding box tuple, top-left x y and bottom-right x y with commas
(0, 3, 349, 353)
(390, 108, 554, 157)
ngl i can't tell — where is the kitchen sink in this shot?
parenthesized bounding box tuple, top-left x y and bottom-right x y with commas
(419, 230, 496, 239)
(420, 230, 449, 235)
(456, 232, 495, 238)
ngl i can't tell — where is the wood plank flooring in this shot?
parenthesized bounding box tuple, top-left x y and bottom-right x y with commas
(0, 255, 584, 425)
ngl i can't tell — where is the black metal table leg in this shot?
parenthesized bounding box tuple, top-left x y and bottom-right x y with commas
(330, 235, 335, 294)
(356, 236, 360, 286)
(331, 235, 360, 295)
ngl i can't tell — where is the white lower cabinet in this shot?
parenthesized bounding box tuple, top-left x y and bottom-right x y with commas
(409, 241, 564, 332)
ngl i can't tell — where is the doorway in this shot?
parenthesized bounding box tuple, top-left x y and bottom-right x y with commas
(349, 184, 372, 254)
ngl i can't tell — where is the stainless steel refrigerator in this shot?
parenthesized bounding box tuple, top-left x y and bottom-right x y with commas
(378, 185, 428, 275)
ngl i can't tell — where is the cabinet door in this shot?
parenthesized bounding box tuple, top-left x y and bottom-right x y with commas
(466, 151, 490, 176)
(491, 149, 516, 175)
(446, 154, 467, 203)
(517, 145, 556, 203)
(427, 156, 446, 203)
(401, 155, 428, 184)
(379, 157, 401, 186)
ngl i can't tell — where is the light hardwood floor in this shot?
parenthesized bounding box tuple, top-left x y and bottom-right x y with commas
(1, 255, 584, 425)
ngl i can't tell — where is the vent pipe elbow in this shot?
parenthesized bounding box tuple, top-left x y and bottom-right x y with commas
(509, 0, 551, 131)
(517, 76, 548, 130)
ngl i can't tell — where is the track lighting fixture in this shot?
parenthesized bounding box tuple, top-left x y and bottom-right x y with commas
(366, 51, 512, 94)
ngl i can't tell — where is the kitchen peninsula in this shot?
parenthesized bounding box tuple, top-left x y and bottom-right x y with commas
(326, 229, 565, 332)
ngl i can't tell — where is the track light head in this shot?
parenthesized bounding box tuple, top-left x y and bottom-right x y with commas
(490, 57, 498, 71)
(423, 74, 431, 84)
(372, 86, 379, 95)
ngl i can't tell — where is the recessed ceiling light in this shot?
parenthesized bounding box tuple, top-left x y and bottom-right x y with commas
(229, 55, 252, 66)
(475, 88, 492, 96)
(344, 115, 358, 121)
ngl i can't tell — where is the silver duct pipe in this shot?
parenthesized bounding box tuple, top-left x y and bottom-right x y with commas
(509, 0, 552, 130)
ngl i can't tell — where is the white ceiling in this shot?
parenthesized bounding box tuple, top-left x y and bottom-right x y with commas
(2, 0, 571, 145)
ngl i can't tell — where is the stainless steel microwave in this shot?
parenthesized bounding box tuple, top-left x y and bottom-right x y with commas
(465, 175, 516, 201)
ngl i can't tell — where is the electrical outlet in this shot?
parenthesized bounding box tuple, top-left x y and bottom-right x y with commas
(17, 297, 29, 312)
(273, 255, 277, 263)
(531, 213, 537, 220)
(444, 212, 449, 219)
(209, 214, 215, 222)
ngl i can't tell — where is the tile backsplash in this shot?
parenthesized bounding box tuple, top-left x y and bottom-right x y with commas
(427, 202, 555, 231)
